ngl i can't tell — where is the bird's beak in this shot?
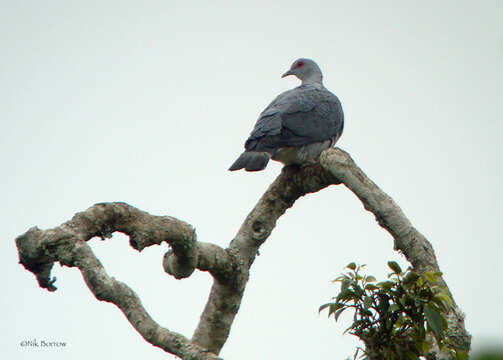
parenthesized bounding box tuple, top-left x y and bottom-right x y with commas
(281, 70, 294, 78)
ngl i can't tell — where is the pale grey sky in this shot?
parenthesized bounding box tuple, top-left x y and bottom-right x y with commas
(2, 1, 502, 359)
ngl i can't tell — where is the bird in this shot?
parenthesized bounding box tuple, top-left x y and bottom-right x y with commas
(228, 58, 344, 172)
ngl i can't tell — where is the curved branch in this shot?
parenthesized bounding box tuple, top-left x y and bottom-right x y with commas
(191, 163, 340, 353)
(15, 202, 234, 359)
(15, 227, 221, 360)
(15, 148, 471, 359)
(16, 202, 231, 289)
(164, 242, 234, 282)
(320, 149, 435, 271)
(320, 148, 471, 355)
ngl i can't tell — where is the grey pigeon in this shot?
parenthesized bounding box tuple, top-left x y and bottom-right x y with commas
(229, 58, 344, 172)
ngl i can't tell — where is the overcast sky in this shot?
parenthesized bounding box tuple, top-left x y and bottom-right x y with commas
(2, 1, 502, 359)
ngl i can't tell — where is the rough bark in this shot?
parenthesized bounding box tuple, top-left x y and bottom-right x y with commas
(191, 163, 338, 353)
(319, 148, 471, 356)
(15, 148, 470, 359)
(15, 204, 223, 360)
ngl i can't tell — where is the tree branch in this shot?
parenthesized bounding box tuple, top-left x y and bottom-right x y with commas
(15, 226, 221, 360)
(164, 242, 233, 282)
(16, 202, 232, 289)
(320, 148, 471, 355)
(15, 202, 231, 360)
(191, 163, 340, 353)
(15, 148, 471, 359)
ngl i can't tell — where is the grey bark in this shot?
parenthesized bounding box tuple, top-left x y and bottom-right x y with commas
(15, 148, 470, 359)
(319, 149, 471, 355)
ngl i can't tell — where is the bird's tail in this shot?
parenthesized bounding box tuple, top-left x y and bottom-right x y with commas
(228, 151, 271, 171)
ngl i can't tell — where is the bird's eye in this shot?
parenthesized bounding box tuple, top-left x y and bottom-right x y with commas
(295, 61, 304, 68)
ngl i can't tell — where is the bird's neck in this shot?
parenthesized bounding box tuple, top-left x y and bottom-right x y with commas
(301, 78, 324, 87)
(301, 73, 323, 86)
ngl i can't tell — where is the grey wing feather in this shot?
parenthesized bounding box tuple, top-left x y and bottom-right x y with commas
(282, 93, 344, 144)
(245, 85, 344, 153)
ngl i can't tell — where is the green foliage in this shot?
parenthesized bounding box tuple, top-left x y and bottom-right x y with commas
(320, 262, 460, 360)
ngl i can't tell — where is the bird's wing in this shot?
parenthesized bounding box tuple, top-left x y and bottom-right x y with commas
(245, 86, 344, 152)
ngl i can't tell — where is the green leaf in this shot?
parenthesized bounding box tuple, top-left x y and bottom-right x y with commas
(365, 275, 377, 283)
(328, 303, 336, 317)
(332, 274, 350, 282)
(346, 262, 357, 270)
(432, 292, 453, 312)
(377, 281, 395, 290)
(364, 284, 378, 290)
(363, 296, 373, 310)
(328, 302, 345, 317)
(402, 271, 419, 286)
(431, 296, 448, 312)
(337, 289, 355, 302)
(354, 287, 364, 298)
(424, 271, 441, 283)
(334, 307, 347, 321)
(424, 304, 445, 342)
(399, 294, 415, 307)
(318, 302, 332, 313)
(389, 303, 400, 312)
(340, 278, 351, 293)
(437, 291, 454, 307)
(387, 261, 402, 274)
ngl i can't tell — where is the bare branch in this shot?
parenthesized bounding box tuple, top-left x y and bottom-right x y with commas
(15, 227, 221, 360)
(191, 163, 340, 353)
(320, 148, 471, 355)
(16, 202, 232, 288)
(15, 148, 471, 359)
(15, 202, 233, 359)
(164, 242, 234, 282)
(320, 149, 435, 271)
(231, 163, 340, 262)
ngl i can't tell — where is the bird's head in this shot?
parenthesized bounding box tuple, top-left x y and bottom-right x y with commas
(282, 58, 323, 84)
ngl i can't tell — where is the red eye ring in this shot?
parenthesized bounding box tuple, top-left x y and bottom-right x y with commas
(295, 61, 304, 68)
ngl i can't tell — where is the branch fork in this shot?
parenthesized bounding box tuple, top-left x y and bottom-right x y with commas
(15, 148, 471, 359)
